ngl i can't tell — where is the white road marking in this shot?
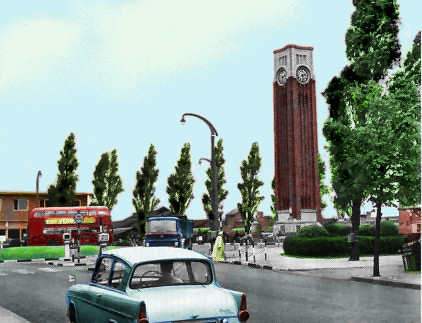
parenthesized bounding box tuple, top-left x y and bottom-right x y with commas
(0, 272, 7, 276)
(12, 269, 35, 275)
(38, 267, 63, 273)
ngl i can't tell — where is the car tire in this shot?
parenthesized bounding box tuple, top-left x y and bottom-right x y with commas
(47, 240, 59, 246)
(68, 305, 77, 323)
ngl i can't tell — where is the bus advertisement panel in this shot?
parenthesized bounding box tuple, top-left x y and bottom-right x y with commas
(27, 206, 113, 246)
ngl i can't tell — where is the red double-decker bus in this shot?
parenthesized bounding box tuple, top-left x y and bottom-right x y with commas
(27, 206, 113, 246)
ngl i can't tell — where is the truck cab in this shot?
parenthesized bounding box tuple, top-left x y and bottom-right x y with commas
(145, 216, 193, 249)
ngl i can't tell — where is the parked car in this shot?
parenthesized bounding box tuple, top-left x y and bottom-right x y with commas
(2, 238, 22, 248)
(66, 246, 250, 323)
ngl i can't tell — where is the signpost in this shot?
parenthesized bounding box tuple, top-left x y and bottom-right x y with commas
(74, 212, 83, 264)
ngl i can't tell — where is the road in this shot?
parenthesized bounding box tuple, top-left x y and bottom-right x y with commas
(0, 260, 420, 323)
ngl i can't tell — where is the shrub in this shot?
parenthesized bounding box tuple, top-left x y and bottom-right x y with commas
(324, 223, 350, 236)
(358, 235, 405, 255)
(359, 224, 375, 236)
(283, 235, 404, 258)
(380, 220, 399, 236)
(296, 225, 329, 238)
(283, 236, 349, 257)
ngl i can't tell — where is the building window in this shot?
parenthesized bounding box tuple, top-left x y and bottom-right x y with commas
(0, 199, 2, 211)
(39, 199, 48, 207)
(14, 199, 28, 211)
(417, 224, 421, 233)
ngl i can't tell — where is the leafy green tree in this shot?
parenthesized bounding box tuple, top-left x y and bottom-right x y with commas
(91, 149, 124, 211)
(167, 143, 195, 217)
(322, 0, 401, 261)
(133, 144, 160, 239)
(201, 139, 228, 220)
(237, 142, 265, 233)
(269, 177, 277, 229)
(47, 133, 79, 206)
(317, 153, 330, 211)
(362, 71, 420, 276)
(345, 0, 401, 81)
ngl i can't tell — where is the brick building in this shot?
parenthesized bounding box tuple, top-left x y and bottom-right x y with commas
(0, 191, 91, 239)
(399, 207, 421, 241)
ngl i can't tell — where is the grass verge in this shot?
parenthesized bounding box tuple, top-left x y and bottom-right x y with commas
(0, 245, 118, 261)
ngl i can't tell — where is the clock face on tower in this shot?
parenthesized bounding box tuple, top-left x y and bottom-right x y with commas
(276, 67, 287, 85)
(296, 66, 310, 84)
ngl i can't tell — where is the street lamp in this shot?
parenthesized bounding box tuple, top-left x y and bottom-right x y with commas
(36, 170, 42, 205)
(181, 113, 219, 232)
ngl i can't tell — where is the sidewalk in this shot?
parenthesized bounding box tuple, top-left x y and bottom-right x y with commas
(209, 242, 421, 290)
(43, 243, 421, 290)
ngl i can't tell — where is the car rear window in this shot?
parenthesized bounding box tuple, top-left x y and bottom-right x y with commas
(129, 260, 212, 289)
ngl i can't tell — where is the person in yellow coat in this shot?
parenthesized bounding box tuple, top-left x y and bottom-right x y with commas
(212, 231, 225, 261)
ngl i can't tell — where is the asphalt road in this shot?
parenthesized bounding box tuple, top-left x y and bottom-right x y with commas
(0, 260, 420, 323)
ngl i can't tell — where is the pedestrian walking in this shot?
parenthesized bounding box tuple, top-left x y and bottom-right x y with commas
(212, 231, 226, 261)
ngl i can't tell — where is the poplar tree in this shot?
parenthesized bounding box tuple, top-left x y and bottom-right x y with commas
(47, 133, 79, 206)
(201, 139, 228, 221)
(133, 144, 160, 239)
(91, 149, 124, 211)
(237, 142, 264, 233)
(167, 143, 195, 217)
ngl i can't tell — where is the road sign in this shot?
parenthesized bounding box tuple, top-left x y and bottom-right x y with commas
(74, 213, 83, 224)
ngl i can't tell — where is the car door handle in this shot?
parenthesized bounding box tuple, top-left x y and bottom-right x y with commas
(96, 294, 102, 298)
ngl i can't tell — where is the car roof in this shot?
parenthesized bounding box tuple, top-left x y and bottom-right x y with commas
(102, 247, 210, 266)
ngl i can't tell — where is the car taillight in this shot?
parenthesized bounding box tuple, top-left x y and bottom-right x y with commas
(138, 302, 148, 323)
(238, 294, 249, 322)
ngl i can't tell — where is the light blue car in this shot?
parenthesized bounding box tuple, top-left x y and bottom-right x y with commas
(66, 246, 250, 323)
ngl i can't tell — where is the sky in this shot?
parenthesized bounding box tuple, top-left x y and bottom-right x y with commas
(0, 0, 420, 222)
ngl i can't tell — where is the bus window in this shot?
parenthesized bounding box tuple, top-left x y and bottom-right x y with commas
(56, 211, 67, 216)
(68, 228, 78, 233)
(45, 211, 54, 216)
(43, 228, 54, 234)
(89, 210, 97, 216)
(98, 210, 108, 215)
(55, 228, 66, 234)
(80, 227, 89, 233)
(34, 211, 43, 217)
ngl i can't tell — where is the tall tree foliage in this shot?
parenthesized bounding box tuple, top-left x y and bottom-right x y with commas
(237, 142, 265, 233)
(133, 144, 160, 239)
(317, 153, 330, 211)
(47, 133, 79, 206)
(167, 143, 195, 217)
(201, 139, 228, 220)
(363, 33, 421, 276)
(91, 149, 124, 211)
(322, 0, 401, 261)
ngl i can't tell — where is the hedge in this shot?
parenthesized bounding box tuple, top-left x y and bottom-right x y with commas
(283, 235, 405, 258)
(324, 223, 350, 236)
(296, 225, 329, 238)
(283, 236, 349, 257)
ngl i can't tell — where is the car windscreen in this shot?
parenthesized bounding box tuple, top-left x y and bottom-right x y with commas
(129, 260, 212, 289)
(147, 220, 177, 233)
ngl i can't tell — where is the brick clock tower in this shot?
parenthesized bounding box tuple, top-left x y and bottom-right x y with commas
(273, 44, 322, 223)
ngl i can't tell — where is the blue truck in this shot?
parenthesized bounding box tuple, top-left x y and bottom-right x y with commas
(145, 216, 193, 249)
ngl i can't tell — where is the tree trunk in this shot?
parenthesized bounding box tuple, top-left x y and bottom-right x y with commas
(373, 201, 382, 277)
(349, 200, 361, 261)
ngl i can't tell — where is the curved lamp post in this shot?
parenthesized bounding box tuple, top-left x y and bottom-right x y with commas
(36, 170, 42, 204)
(181, 113, 219, 231)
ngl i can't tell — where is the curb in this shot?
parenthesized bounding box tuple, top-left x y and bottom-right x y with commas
(351, 276, 421, 290)
(220, 258, 421, 289)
